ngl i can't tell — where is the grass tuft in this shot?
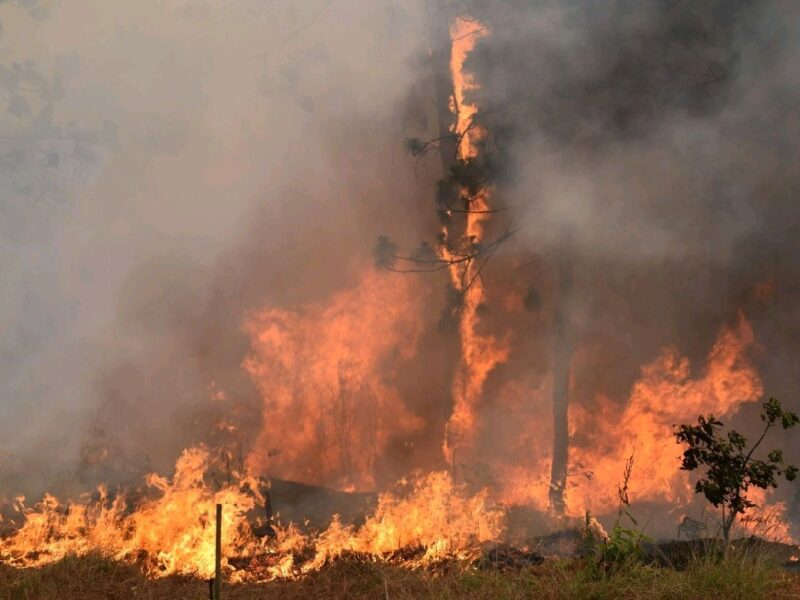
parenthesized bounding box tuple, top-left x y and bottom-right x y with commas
(0, 552, 798, 599)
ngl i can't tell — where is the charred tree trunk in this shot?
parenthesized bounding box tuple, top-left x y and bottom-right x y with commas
(425, 0, 463, 250)
(426, 0, 464, 434)
(426, 0, 457, 179)
(549, 250, 573, 514)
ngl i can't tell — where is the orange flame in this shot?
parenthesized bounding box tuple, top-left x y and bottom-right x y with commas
(1, 12, 796, 583)
(243, 270, 425, 490)
(300, 471, 504, 572)
(498, 314, 764, 516)
(0, 447, 260, 579)
(443, 16, 509, 464)
(738, 493, 796, 544)
(0, 448, 504, 581)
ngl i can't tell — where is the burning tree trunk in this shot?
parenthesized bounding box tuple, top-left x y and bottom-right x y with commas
(549, 249, 573, 514)
(380, 5, 505, 470)
(426, 7, 507, 468)
(425, 0, 464, 436)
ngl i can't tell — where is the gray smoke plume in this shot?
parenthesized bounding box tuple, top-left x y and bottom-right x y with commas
(0, 0, 436, 499)
(465, 0, 800, 519)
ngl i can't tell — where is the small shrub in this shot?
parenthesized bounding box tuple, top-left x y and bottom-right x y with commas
(675, 397, 799, 547)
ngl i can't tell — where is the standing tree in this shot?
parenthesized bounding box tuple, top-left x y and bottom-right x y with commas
(377, 2, 515, 476)
(382, 0, 751, 517)
(380, 2, 567, 510)
(675, 397, 799, 548)
(548, 248, 573, 513)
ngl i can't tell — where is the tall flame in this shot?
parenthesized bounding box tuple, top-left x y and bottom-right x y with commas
(1, 11, 796, 586)
(243, 270, 425, 490)
(498, 313, 765, 516)
(442, 16, 509, 465)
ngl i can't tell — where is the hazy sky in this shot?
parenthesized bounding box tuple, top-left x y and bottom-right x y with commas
(0, 0, 429, 489)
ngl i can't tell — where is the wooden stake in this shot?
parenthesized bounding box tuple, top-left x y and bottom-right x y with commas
(214, 503, 222, 600)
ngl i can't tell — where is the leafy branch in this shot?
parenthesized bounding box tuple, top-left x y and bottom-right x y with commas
(675, 397, 799, 548)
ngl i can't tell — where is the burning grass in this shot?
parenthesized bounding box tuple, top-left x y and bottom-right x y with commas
(0, 447, 506, 582)
(1, 551, 798, 600)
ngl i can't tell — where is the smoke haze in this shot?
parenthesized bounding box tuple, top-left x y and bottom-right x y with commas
(0, 0, 433, 496)
(1, 0, 798, 530)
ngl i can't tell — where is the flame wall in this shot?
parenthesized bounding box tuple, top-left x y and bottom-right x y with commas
(1, 0, 799, 551)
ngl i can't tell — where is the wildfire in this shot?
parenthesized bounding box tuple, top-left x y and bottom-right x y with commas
(297, 470, 504, 573)
(1, 8, 797, 588)
(243, 270, 425, 491)
(571, 313, 762, 513)
(496, 314, 764, 515)
(738, 495, 796, 544)
(442, 16, 509, 465)
(0, 448, 504, 582)
(450, 16, 488, 164)
(0, 447, 259, 580)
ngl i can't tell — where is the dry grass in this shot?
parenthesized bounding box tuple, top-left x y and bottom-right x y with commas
(0, 553, 798, 600)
